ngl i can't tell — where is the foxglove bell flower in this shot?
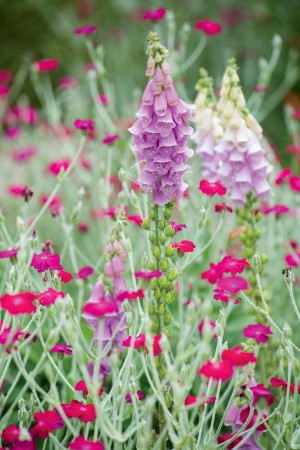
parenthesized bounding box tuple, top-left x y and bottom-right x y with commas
(129, 32, 194, 205)
(192, 69, 223, 181)
(82, 242, 128, 378)
(215, 59, 272, 208)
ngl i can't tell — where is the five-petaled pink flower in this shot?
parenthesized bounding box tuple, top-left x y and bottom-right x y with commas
(198, 360, 234, 381)
(243, 323, 273, 343)
(82, 300, 117, 316)
(0, 292, 39, 315)
(50, 343, 73, 355)
(102, 134, 120, 144)
(34, 59, 59, 72)
(74, 118, 95, 131)
(76, 266, 94, 279)
(30, 409, 64, 439)
(142, 7, 166, 22)
(194, 19, 222, 35)
(198, 179, 227, 196)
(221, 346, 256, 366)
(30, 251, 63, 273)
(38, 288, 65, 306)
(69, 436, 105, 450)
(62, 400, 96, 423)
(1, 424, 21, 444)
(217, 276, 249, 294)
(172, 240, 196, 253)
(0, 247, 19, 259)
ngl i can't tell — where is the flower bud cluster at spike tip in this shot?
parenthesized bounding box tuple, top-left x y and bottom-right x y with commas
(215, 59, 272, 208)
(128, 32, 194, 206)
(192, 68, 223, 181)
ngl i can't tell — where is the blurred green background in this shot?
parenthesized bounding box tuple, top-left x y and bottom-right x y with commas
(1, 0, 300, 156)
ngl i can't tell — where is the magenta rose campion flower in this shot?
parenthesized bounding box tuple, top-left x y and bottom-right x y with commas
(128, 32, 194, 205)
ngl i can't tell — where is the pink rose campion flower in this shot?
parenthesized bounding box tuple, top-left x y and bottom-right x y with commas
(128, 32, 194, 205)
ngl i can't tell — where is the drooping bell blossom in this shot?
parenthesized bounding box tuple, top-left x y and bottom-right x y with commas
(0, 247, 19, 258)
(30, 410, 64, 439)
(34, 59, 59, 72)
(198, 360, 234, 381)
(77, 265, 94, 279)
(62, 400, 96, 423)
(73, 25, 98, 35)
(69, 436, 105, 450)
(194, 19, 222, 35)
(1, 424, 21, 444)
(128, 32, 194, 205)
(142, 8, 166, 21)
(38, 288, 65, 306)
(214, 59, 272, 208)
(192, 69, 223, 180)
(222, 346, 256, 366)
(0, 292, 39, 315)
(50, 343, 73, 355)
(172, 240, 196, 253)
(243, 323, 273, 343)
(83, 246, 128, 377)
(30, 251, 63, 273)
(225, 403, 267, 448)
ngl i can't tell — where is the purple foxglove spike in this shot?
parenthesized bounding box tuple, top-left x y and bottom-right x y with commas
(129, 41, 194, 205)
